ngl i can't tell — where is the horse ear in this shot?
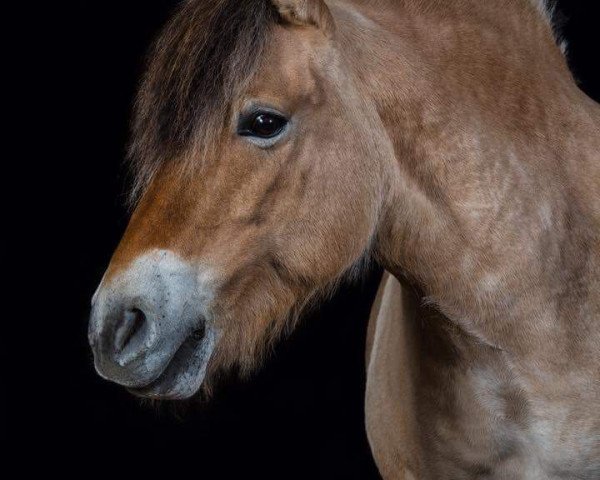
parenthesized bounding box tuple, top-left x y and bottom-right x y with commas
(271, 0, 335, 37)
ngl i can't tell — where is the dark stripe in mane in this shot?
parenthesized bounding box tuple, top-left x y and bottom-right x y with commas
(129, 0, 278, 203)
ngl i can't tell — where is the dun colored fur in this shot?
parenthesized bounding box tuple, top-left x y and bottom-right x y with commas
(97, 1, 599, 477)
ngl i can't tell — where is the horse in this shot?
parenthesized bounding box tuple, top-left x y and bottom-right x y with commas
(88, 0, 600, 478)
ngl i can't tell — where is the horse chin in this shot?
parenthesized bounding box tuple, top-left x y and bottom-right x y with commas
(128, 327, 218, 400)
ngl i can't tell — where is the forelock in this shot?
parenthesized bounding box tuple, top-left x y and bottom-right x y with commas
(128, 0, 279, 204)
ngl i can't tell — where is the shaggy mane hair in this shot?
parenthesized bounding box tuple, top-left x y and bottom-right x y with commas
(532, 0, 567, 53)
(128, 0, 279, 203)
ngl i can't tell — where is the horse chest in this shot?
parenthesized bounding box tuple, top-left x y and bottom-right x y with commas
(419, 363, 599, 479)
(365, 274, 599, 480)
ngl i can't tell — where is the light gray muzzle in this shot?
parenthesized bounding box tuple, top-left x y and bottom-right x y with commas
(88, 250, 216, 399)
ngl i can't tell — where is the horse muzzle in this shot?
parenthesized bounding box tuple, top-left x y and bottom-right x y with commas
(88, 249, 217, 399)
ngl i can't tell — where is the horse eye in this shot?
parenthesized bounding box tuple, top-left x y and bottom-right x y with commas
(239, 112, 288, 139)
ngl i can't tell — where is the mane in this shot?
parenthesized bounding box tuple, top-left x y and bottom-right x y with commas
(128, 0, 279, 204)
(531, 0, 567, 53)
(531, 0, 555, 21)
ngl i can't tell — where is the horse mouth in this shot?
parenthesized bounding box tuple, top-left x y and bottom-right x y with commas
(128, 326, 217, 400)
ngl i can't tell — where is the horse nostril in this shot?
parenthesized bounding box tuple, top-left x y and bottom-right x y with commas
(115, 308, 147, 353)
(192, 324, 206, 342)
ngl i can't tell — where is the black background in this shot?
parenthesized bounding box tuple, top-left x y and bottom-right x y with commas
(7, 1, 598, 478)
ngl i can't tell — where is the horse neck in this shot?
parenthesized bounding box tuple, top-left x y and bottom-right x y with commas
(336, 0, 600, 355)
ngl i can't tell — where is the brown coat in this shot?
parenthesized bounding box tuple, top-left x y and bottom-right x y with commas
(91, 1, 599, 477)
